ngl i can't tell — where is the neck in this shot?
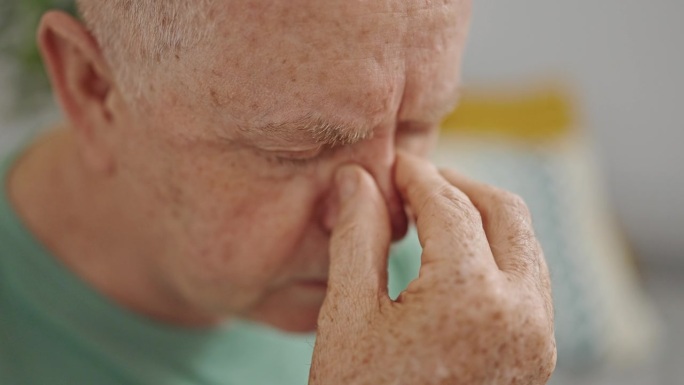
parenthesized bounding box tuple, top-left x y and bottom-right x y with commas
(7, 125, 221, 328)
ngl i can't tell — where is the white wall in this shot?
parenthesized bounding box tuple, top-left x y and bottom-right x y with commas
(462, 0, 684, 265)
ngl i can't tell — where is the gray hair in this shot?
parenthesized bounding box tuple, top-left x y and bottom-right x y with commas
(77, 0, 215, 98)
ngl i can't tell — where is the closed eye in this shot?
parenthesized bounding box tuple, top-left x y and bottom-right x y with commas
(260, 147, 325, 167)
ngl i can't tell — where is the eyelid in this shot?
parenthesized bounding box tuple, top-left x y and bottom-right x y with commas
(257, 146, 326, 167)
(267, 146, 324, 160)
(397, 121, 438, 135)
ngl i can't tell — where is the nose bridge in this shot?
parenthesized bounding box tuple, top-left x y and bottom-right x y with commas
(341, 131, 408, 240)
(354, 130, 395, 181)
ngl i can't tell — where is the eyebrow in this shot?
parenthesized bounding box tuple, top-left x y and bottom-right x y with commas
(249, 113, 376, 147)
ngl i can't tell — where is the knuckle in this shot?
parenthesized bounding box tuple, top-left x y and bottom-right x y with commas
(434, 184, 482, 225)
(526, 315, 557, 379)
(450, 272, 508, 316)
(507, 248, 539, 276)
(495, 292, 556, 379)
(526, 311, 554, 345)
(333, 222, 362, 248)
(497, 190, 531, 218)
(513, 294, 555, 347)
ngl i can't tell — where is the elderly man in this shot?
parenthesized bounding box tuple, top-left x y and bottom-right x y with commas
(0, 0, 556, 384)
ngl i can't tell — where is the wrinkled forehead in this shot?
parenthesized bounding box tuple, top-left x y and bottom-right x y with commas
(171, 0, 470, 131)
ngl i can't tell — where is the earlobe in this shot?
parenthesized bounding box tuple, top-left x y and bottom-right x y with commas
(38, 11, 117, 174)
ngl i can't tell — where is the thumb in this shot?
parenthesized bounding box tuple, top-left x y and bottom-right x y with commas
(327, 165, 392, 305)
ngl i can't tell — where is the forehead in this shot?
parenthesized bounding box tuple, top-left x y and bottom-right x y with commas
(176, 0, 470, 135)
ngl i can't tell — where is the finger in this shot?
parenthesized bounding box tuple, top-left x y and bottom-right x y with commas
(394, 152, 492, 268)
(440, 169, 543, 278)
(328, 164, 392, 305)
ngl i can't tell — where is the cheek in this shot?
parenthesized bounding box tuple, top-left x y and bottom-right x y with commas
(171, 155, 324, 285)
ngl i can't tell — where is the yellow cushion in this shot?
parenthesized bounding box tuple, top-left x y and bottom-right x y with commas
(441, 83, 576, 140)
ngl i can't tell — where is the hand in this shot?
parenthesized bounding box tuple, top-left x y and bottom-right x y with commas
(309, 153, 556, 385)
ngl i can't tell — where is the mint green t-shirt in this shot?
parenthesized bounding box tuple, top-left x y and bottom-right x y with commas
(0, 149, 421, 385)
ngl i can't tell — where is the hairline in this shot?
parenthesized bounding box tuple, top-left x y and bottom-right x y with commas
(75, 0, 216, 100)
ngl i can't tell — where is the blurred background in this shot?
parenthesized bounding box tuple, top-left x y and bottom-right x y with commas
(1, 1, 682, 384)
(451, 1, 683, 384)
(463, 0, 684, 268)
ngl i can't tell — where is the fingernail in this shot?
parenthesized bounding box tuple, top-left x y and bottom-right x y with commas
(336, 166, 358, 202)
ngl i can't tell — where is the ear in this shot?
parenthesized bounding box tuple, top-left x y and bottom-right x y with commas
(37, 11, 118, 173)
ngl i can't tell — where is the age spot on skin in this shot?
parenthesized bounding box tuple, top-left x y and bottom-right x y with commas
(210, 88, 221, 107)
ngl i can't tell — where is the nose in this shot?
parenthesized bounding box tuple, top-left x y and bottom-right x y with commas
(322, 131, 409, 241)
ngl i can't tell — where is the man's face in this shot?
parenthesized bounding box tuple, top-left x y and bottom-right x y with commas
(110, 0, 470, 331)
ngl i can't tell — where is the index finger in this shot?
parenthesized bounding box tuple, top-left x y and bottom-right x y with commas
(394, 152, 493, 268)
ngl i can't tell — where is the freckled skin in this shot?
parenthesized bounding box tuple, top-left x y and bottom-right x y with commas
(18, 0, 556, 383)
(105, 0, 470, 330)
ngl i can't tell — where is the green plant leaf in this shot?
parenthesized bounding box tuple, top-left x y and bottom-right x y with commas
(0, 0, 78, 115)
